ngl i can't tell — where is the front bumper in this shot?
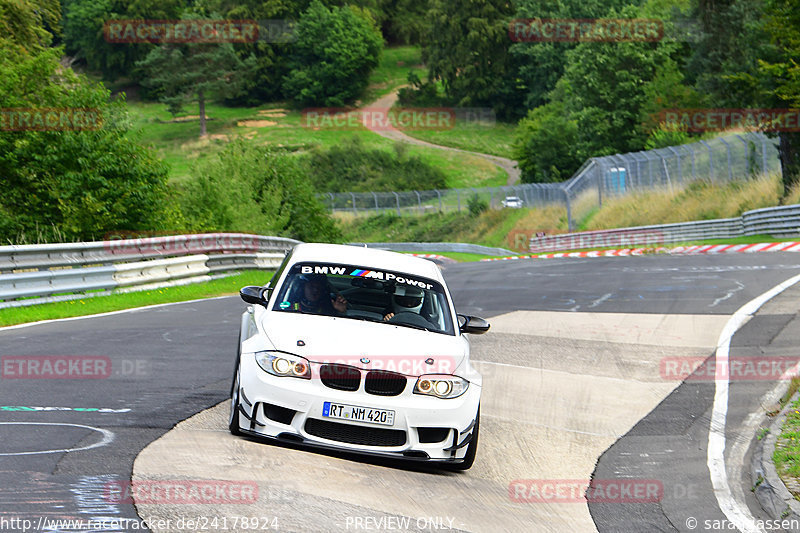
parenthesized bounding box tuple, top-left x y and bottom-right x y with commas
(235, 352, 481, 463)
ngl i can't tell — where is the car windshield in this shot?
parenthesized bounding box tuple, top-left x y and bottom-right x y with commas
(271, 262, 455, 335)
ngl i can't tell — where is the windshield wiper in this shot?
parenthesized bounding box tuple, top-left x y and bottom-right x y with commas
(392, 322, 434, 332)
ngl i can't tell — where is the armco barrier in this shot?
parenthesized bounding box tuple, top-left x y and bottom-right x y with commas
(0, 233, 297, 273)
(529, 204, 800, 253)
(0, 233, 299, 307)
(356, 242, 514, 256)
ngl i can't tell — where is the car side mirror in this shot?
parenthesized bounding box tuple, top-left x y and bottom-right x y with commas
(240, 286, 270, 307)
(458, 314, 490, 335)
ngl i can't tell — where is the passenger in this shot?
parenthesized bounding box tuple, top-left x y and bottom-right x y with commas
(292, 274, 347, 315)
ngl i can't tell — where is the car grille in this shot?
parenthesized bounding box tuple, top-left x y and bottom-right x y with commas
(319, 364, 361, 391)
(364, 371, 407, 396)
(304, 418, 406, 447)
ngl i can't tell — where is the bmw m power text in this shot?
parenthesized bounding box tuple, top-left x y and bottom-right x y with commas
(229, 243, 489, 469)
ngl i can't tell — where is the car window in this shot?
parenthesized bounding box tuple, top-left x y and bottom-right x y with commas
(271, 262, 455, 335)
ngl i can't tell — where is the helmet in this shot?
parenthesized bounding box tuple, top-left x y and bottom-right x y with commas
(392, 285, 424, 314)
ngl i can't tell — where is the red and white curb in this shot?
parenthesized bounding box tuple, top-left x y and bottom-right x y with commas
(410, 253, 456, 263)
(481, 242, 800, 261)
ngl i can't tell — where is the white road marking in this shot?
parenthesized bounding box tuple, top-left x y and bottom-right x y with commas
(589, 293, 613, 308)
(709, 280, 746, 308)
(0, 422, 114, 456)
(707, 272, 800, 533)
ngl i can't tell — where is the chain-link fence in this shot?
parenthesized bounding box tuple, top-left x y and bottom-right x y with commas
(321, 132, 781, 230)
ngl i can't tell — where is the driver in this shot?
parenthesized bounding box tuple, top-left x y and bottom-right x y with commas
(292, 273, 347, 316)
(383, 285, 430, 322)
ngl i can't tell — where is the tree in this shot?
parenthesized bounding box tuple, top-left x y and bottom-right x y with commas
(509, 0, 634, 110)
(423, 0, 520, 117)
(0, 44, 170, 242)
(62, 0, 189, 79)
(756, 0, 800, 194)
(554, 5, 686, 158)
(136, 19, 258, 136)
(177, 141, 341, 242)
(282, 1, 383, 107)
(0, 0, 59, 51)
(685, 0, 770, 107)
(513, 84, 584, 183)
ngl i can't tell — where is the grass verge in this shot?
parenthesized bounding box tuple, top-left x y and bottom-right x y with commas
(773, 391, 800, 496)
(127, 101, 505, 188)
(396, 120, 518, 160)
(0, 270, 272, 327)
(364, 46, 427, 102)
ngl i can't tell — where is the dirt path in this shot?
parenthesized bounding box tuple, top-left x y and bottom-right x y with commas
(364, 90, 521, 186)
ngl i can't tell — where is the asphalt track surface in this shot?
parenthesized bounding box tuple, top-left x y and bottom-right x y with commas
(2, 253, 800, 532)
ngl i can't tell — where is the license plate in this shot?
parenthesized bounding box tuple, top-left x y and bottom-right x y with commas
(322, 402, 395, 426)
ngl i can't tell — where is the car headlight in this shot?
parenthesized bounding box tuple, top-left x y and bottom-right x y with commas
(255, 351, 311, 379)
(413, 375, 469, 399)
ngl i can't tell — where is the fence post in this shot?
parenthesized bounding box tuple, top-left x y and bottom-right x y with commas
(392, 191, 400, 215)
(667, 146, 682, 184)
(564, 188, 574, 232)
(415, 190, 422, 213)
(736, 134, 749, 176)
(700, 140, 714, 181)
(435, 189, 442, 211)
(371, 192, 378, 212)
(719, 137, 733, 181)
(596, 162, 603, 207)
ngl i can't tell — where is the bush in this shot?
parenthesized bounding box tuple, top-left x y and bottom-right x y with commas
(282, 1, 383, 107)
(0, 44, 170, 243)
(467, 194, 488, 216)
(177, 141, 341, 242)
(513, 96, 584, 183)
(305, 136, 447, 192)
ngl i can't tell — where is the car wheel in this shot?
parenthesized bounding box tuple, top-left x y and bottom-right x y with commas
(228, 360, 243, 436)
(447, 406, 479, 471)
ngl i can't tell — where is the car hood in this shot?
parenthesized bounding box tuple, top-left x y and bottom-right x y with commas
(257, 312, 467, 376)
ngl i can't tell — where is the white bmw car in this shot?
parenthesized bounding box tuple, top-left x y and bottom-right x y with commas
(229, 243, 489, 469)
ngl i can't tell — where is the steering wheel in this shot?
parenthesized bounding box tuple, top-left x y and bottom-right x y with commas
(388, 311, 438, 330)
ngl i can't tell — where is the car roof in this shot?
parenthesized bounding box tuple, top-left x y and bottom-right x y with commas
(288, 243, 444, 282)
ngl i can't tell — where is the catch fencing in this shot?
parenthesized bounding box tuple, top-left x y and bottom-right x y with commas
(322, 132, 781, 231)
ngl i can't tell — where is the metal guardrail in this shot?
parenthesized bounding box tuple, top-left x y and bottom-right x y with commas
(529, 204, 800, 253)
(0, 233, 299, 308)
(354, 242, 514, 256)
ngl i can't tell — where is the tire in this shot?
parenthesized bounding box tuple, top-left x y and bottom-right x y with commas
(447, 407, 479, 471)
(228, 359, 243, 436)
